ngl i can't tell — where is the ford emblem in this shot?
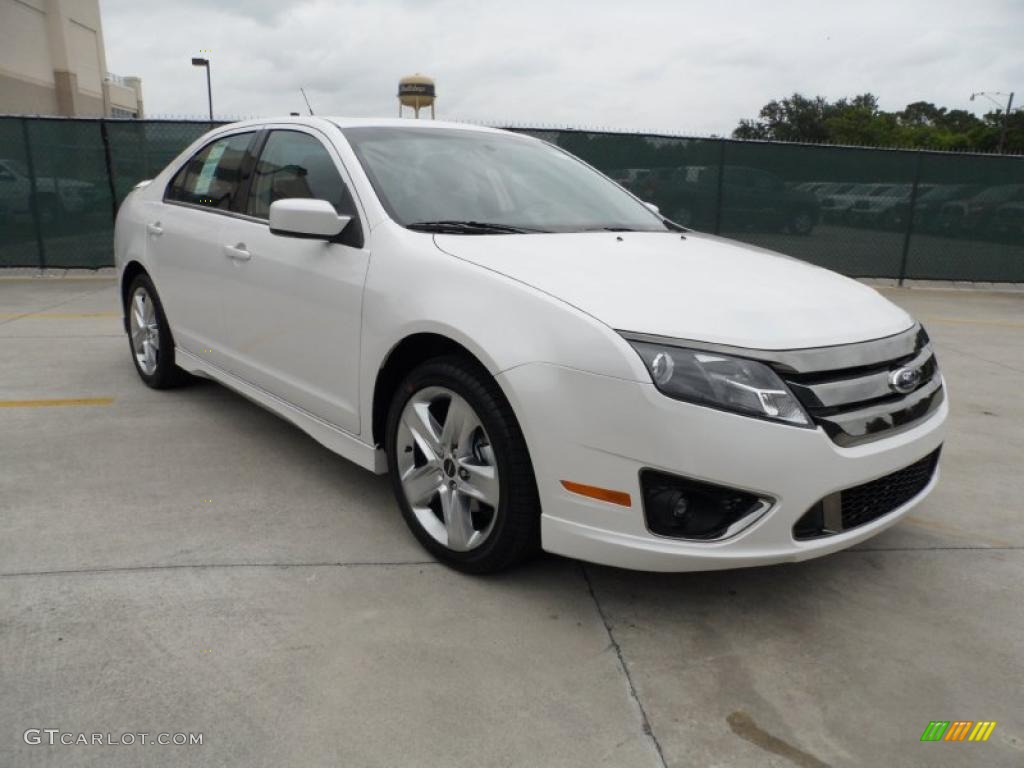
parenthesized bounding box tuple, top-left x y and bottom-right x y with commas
(889, 366, 921, 395)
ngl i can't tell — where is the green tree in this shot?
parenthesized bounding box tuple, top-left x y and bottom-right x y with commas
(733, 94, 1022, 153)
(733, 93, 834, 143)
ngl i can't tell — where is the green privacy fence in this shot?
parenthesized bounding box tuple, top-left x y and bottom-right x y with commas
(2, 116, 1023, 281)
(522, 129, 1024, 282)
(0, 117, 220, 269)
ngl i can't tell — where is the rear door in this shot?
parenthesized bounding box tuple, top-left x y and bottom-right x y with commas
(144, 130, 258, 361)
(214, 127, 369, 434)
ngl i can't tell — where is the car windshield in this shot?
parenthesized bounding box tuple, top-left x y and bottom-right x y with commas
(341, 126, 670, 233)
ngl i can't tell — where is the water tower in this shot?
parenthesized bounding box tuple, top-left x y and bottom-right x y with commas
(398, 74, 436, 118)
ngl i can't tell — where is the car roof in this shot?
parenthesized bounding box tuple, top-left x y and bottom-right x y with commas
(214, 116, 509, 135)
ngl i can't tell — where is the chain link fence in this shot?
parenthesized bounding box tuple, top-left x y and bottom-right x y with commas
(0, 117, 220, 269)
(2, 117, 1022, 281)
(524, 129, 1024, 282)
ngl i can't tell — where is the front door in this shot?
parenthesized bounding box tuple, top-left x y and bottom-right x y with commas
(214, 128, 369, 434)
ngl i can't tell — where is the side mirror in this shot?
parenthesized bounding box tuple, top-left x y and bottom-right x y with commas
(643, 201, 660, 215)
(269, 198, 351, 239)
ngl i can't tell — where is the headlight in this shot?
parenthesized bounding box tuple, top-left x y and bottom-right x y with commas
(628, 341, 811, 427)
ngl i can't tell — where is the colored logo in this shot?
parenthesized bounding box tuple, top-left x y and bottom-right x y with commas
(920, 721, 997, 742)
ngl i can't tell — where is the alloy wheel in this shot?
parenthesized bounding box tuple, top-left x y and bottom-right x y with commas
(396, 386, 500, 552)
(129, 286, 160, 376)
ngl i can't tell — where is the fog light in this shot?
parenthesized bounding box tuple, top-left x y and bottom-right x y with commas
(641, 470, 769, 540)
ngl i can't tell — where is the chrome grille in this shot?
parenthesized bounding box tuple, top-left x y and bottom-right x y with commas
(775, 325, 944, 446)
(617, 323, 944, 446)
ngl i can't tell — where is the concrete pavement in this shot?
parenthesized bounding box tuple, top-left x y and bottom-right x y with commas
(1, 276, 1022, 767)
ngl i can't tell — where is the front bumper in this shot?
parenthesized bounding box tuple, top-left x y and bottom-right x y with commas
(498, 363, 947, 572)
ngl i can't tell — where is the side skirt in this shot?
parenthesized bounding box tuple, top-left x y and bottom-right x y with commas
(176, 347, 387, 474)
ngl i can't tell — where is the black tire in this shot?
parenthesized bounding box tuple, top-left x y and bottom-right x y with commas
(385, 355, 540, 573)
(125, 272, 190, 389)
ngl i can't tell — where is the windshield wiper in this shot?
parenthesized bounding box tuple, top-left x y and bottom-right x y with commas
(406, 220, 541, 234)
(580, 223, 686, 233)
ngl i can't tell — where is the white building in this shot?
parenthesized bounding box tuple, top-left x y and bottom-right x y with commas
(0, 0, 143, 117)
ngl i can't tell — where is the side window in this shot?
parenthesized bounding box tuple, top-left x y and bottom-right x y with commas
(166, 132, 255, 210)
(247, 131, 358, 220)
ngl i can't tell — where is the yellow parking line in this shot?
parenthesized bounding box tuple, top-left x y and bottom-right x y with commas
(0, 397, 114, 408)
(920, 316, 1024, 330)
(0, 311, 119, 319)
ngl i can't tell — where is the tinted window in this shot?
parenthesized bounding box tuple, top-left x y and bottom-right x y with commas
(166, 132, 255, 210)
(247, 131, 356, 220)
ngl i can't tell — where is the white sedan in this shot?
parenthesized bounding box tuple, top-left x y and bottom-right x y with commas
(114, 117, 947, 573)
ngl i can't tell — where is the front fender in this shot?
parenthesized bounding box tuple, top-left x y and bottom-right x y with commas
(358, 224, 649, 440)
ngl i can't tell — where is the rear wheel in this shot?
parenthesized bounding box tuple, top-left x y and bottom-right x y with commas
(385, 356, 540, 573)
(126, 273, 190, 389)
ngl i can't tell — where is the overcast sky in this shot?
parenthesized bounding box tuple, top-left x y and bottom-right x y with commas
(101, 0, 1022, 134)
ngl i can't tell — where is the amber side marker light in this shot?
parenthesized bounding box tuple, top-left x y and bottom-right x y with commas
(561, 480, 632, 507)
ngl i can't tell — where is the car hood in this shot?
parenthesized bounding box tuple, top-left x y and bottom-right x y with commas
(434, 231, 913, 350)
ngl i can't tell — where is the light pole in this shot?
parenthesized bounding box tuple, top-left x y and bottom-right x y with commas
(970, 91, 1015, 154)
(191, 57, 213, 121)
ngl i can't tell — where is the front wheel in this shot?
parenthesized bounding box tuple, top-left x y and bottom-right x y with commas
(385, 356, 540, 573)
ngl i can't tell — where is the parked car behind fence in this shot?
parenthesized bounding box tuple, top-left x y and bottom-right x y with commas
(938, 184, 1024, 238)
(624, 165, 820, 235)
(0, 157, 100, 223)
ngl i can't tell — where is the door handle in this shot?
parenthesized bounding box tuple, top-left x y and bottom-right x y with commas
(223, 243, 251, 261)
(146, 222, 163, 236)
